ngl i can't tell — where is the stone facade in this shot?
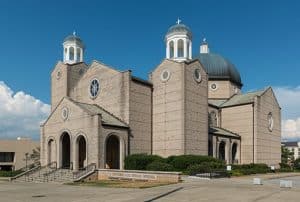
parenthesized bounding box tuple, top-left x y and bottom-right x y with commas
(41, 23, 281, 170)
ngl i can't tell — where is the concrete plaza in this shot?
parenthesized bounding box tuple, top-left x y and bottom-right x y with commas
(1, 174, 300, 202)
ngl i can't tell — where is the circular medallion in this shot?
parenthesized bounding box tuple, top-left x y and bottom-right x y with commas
(194, 68, 202, 83)
(210, 83, 218, 91)
(268, 112, 274, 132)
(61, 107, 69, 121)
(79, 69, 84, 76)
(90, 79, 100, 99)
(160, 69, 171, 82)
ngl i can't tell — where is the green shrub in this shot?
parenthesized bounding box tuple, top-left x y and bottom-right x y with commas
(294, 158, 300, 170)
(0, 170, 23, 177)
(124, 154, 165, 170)
(146, 161, 174, 171)
(231, 163, 270, 175)
(279, 162, 292, 172)
(186, 161, 226, 175)
(166, 155, 223, 171)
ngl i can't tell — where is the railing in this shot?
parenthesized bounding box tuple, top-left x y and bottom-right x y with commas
(73, 163, 96, 182)
(10, 165, 41, 181)
(195, 170, 230, 179)
(10, 161, 57, 182)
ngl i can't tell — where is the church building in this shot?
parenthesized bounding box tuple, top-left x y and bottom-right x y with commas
(40, 21, 281, 171)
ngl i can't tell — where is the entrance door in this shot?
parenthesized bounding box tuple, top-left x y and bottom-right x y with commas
(78, 136, 86, 169)
(61, 132, 71, 168)
(219, 141, 226, 161)
(105, 135, 120, 169)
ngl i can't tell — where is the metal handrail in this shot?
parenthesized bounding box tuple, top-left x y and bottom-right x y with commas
(73, 163, 96, 181)
(10, 161, 57, 181)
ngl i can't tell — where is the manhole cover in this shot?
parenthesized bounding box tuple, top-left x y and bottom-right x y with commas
(32, 195, 46, 198)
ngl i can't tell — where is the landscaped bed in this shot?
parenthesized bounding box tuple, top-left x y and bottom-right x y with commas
(65, 180, 177, 189)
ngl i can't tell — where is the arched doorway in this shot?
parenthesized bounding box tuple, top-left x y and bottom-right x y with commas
(105, 135, 120, 169)
(232, 143, 238, 164)
(61, 132, 71, 168)
(77, 136, 86, 169)
(219, 141, 226, 161)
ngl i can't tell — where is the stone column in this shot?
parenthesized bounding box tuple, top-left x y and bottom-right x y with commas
(166, 41, 170, 58)
(189, 41, 192, 59)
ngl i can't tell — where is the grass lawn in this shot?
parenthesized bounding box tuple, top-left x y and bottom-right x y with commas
(65, 180, 177, 189)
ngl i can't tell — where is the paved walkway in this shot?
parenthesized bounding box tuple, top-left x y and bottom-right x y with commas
(1, 173, 300, 202)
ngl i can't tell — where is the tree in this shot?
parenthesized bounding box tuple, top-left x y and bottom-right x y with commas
(281, 146, 294, 164)
(30, 147, 40, 166)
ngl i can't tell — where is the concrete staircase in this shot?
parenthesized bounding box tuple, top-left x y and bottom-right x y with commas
(11, 163, 96, 184)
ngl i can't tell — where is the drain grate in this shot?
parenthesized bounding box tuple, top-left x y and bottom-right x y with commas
(32, 195, 46, 198)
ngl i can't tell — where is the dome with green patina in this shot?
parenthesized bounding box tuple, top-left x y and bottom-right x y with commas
(195, 53, 242, 87)
(63, 34, 84, 47)
(165, 23, 192, 40)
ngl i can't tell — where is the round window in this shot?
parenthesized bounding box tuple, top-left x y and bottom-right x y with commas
(160, 69, 171, 82)
(90, 79, 100, 99)
(61, 107, 69, 121)
(210, 83, 218, 91)
(268, 112, 274, 132)
(194, 68, 202, 83)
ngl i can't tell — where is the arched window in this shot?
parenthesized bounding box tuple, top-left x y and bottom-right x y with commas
(187, 41, 190, 58)
(177, 39, 184, 57)
(209, 111, 217, 126)
(219, 141, 226, 161)
(169, 41, 174, 58)
(76, 48, 81, 61)
(232, 143, 238, 164)
(69, 47, 74, 61)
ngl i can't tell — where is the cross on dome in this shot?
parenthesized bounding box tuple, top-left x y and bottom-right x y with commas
(176, 18, 181, 24)
(73, 31, 76, 36)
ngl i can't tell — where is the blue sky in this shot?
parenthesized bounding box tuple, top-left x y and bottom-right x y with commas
(1, 0, 300, 139)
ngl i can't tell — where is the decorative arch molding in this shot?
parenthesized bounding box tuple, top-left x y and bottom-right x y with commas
(104, 132, 126, 170)
(58, 129, 72, 169)
(47, 136, 57, 165)
(74, 132, 88, 170)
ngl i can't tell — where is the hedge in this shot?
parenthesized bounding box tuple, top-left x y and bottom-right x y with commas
(124, 154, 225, 172)
(166, 155, 224, 171)
(146, 161, 174, 171)
(0, 170, 23, 177)
(124, 154, 165, 170)
(231, 163, 270, 175)
(186, 161, 225, 175)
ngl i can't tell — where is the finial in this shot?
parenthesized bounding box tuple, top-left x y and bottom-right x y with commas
(73, 30, 76, 36)
(203, 38, 206, 42)
(176, 18, 181, 25)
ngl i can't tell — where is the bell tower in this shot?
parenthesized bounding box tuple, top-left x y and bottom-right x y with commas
(165, 19, 192, 62)
(63, 32, 85, 64)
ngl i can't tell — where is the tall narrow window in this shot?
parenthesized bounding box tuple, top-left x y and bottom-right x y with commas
(169, 41, 174, 58)
(178, 39, 184, 57)
(187, 41, 190, 58)
(69, 47, 74, 61)
(77, 48, 81, 61)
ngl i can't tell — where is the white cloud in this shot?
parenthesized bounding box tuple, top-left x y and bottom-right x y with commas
(274, 86, 300, 140)
(0, 81, 50, 140)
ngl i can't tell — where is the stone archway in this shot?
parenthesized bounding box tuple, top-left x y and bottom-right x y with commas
(219, 141, 226, 161)
(77, 135, 87, 169)
(232, 143, 238, 164)
(47, 139, 56, 164)
(61, 132, 71, 168)
(105, 135, 120, 169)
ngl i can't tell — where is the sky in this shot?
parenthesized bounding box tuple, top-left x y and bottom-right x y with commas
(1, 0, 300, 140)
